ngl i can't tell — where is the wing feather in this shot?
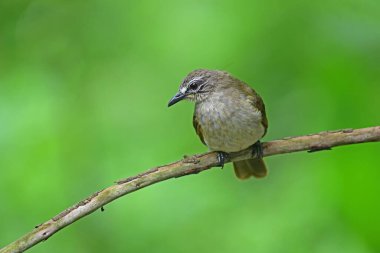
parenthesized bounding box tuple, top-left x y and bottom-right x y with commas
(192, 114, 206, 145)
(240, 81, 268, 136)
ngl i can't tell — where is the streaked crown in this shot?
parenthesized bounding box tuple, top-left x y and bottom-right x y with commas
(168, 69, 233, 106)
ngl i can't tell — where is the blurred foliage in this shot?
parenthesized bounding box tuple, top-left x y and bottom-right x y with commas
(1, 0, 380, 252)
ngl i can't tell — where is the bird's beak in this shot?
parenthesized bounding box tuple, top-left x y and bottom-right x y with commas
(168, 91, 186, 107)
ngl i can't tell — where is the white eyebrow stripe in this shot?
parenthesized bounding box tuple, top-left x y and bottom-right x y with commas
(189, 76, 203, 85)
(198, 80, 208, 90)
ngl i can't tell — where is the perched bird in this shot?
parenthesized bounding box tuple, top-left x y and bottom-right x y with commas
(168, 69, 268, 179)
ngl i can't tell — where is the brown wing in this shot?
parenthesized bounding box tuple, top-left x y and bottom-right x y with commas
(240, 82, 268, 136)
(253, 93, 268, 136)
(192, 114, 206, 145)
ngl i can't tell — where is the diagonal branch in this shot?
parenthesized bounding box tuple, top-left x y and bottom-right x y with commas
(1, 126, 380, 253)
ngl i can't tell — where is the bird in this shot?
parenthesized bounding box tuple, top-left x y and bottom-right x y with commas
(168, 69, 268, 179)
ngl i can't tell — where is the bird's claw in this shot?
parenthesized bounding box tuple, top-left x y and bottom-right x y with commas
(216, 152, 229, 168)
(252, 141, 263, 159)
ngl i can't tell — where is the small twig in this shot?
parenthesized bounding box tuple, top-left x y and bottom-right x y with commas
(1, 126, 380, 253)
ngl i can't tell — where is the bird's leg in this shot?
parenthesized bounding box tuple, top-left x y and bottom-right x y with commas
(251, 141, 263, 159)
(216, 151, 229, 168)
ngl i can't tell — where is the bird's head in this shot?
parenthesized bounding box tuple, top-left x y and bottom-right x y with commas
(168, 69, 230, 107)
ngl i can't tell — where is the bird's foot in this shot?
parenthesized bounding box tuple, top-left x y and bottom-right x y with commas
(251, 141, 263, 159)
(216, 151, 229, 168)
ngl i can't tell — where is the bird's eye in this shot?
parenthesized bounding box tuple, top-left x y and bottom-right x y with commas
(189, 79, 202, 90)
(189, 83, 197, 89)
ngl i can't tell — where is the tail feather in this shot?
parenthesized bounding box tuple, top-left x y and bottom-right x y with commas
(233, 158, 267, 180)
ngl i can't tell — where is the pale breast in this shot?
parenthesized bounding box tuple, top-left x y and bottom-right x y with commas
(195, 92, 265, 152)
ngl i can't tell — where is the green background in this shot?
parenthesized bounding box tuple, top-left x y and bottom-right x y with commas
(1, 0, 379, 252)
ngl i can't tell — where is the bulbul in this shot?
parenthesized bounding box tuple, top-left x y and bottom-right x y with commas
(168, 69, 268, 179)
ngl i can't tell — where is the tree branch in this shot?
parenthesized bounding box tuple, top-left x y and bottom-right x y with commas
(1, 126, 380, 253)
